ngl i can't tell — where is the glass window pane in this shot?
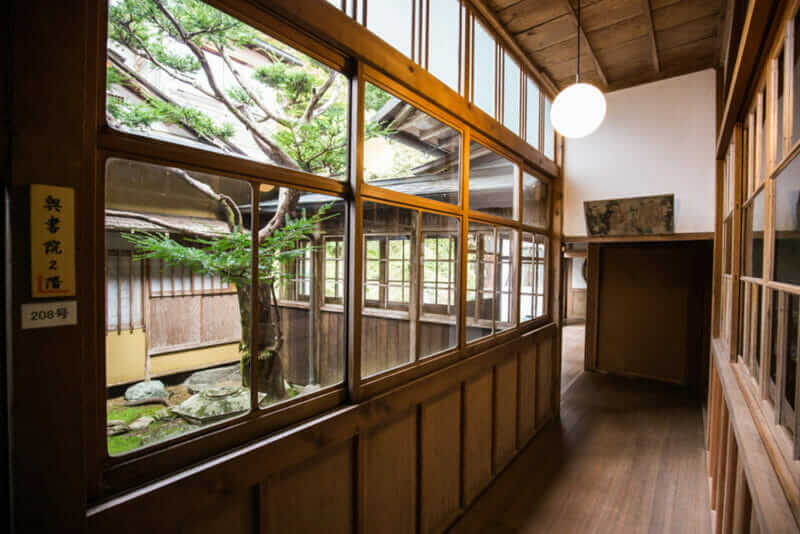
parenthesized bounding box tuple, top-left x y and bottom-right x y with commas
(774, 155, 800, 284)
(503, 53, 521, 135)
(364, 83, 461, 205)
(760, 91, 767, 183)
(755, 286, 763, 374)
(366, 0, 413, 58)
(526, 78, 540, 149)
(743, 189, 765, 278)
(362, 201, 418, 377)
(771, 292, 779, 385)
(495, 228, 517, 333)
(522, 171, 548, 227)
(467, 222, 495, 342)
(473, 20, 496, 117)
(520, 232, 547, 322)
(420, 212, 459, 358)
(106, 0, 349, 180)
(428, 0, 461, 92)
(778, 50, 785, 163)
(256, 186, 346, 408)
(543, 96, 555, 160)
(105, 158, 252, 456)
(469, 140, 517, 219)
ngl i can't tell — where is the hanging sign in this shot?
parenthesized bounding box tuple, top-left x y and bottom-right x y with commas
(30, 184, 76, 298)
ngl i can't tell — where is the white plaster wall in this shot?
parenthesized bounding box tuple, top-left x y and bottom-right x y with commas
(563, 69, 717, 237)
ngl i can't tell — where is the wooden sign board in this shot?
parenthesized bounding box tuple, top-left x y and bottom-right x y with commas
(30, 184, 76, 297)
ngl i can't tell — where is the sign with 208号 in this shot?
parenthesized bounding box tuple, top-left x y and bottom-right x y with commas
(30, 184, 76, 298)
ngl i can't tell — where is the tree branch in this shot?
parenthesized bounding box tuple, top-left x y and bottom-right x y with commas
(166, 167, 243, 231)
(218, 45, 292, 128)
(258, 187, 301, 243)
(106, 209, 223, 239)
(152, 0, 301, 171)
(108, 55, 246, 156)
(302, 68, 336, 123)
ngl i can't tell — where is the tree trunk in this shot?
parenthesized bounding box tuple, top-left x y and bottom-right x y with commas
(237, 283, 286, 402)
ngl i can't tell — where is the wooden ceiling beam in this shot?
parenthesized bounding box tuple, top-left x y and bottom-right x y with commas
(559, 0, 609, 88)
(642, 0, 661, 72)
(466, 0, 560, 97)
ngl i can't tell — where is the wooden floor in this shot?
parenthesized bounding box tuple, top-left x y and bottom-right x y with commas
(561, 324, 585, 393)
(449, 372, 710, 534)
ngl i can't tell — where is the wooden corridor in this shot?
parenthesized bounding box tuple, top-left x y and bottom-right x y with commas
(449, 372, 710, 534)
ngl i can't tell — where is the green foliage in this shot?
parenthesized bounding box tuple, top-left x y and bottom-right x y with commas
(108, 433, 143, 456)
(150, 41, 200, 72)
(106, 94, 234, 140)
(107, 404, 166, 425)
(365, 83, 392, 112)
(106, 66, 128, 89)
(123, 203, 337, 289)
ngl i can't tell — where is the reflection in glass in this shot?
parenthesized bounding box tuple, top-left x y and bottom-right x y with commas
(364, 83, 461, 205)
(755, 287, 763, 375)
(469, 141, 517, 219)
(744, 189, 765, 278)
(774, 155, 800, 285)
(105, 158, 253, 456)
(503, 53, 521, 135)
(362, 201, 418, 377)
(521, 233, 547, 322)
(473, 20, 496, 117)
(526, 78, 540, 149)
(420, 212, 459, 358)
(495, 228, 516, 333)
(771, 292, 779, 384)
(523, 172, 549, 227)
(106, 0, 349, 179)
(466, 222, 495, 342)
(255, 186, 346, 408)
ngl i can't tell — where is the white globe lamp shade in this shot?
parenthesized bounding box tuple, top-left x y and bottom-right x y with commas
(550, 82, 607, 139)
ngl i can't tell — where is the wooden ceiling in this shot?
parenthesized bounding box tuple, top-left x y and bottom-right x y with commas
(485, 0, 725, 93)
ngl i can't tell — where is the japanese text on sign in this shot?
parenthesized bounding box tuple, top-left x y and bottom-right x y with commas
(30, 185, 76, 298)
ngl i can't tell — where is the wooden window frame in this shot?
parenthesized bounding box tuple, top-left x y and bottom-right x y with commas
(88, 0, 559, 499)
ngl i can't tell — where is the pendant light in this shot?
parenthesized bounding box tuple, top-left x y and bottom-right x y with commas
(550, 0, 606, 138)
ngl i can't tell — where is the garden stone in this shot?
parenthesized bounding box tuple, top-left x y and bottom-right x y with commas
(184, 364, 242, 393)
(106, 420, 128, 436)
(172, 386, 249, 424)
(124, 380, 168, 403)
(128, 416, 155, 431)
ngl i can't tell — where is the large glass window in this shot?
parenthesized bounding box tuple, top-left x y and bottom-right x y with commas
(473, 19, 496, 117)
(774, 155, 800, 285)
(469, 141, 517, 219)
(503, 52, 521, 135)
(428, 0, 462, 92)
(744, 189, 765, 278)
(364, 83, 461, 205)
(366, 0, 413, 58)
(106, 0, 349, 179)
(105, 158, 253, 456)
(526, 78, 540, 149)
(256, 186, 346, 407)
(362, 201, 417, 377)
(786, 295, 799, 413)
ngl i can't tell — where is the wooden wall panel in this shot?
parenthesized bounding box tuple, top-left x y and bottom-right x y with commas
(517, 342, 538, 447)
(536, 338, 554, 426)
(261, 440, 354, 534)
(463, 370, 494, 505)
(181, 489, 256, 534)
(420, 389, 462, 534)
(363, 412, 417, 534)
(493, 356, 519, 470)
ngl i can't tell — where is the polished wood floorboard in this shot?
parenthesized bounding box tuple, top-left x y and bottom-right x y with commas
(561, 324, 585, 393)
(449, 372, 710, 534)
